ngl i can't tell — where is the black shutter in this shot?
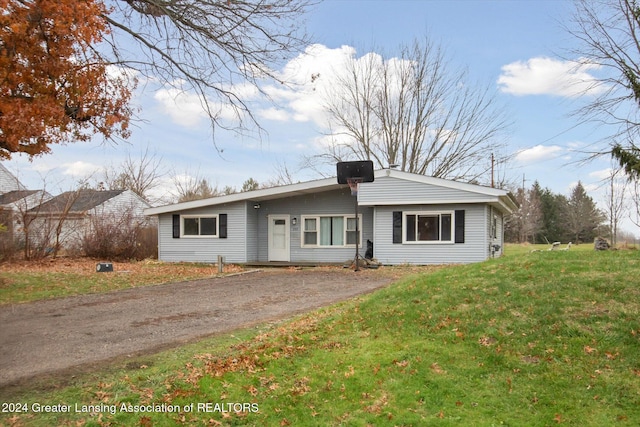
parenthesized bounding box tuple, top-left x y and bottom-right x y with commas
(392, 211, 403, 244)
(454, 210, 465, 243)
(219, 214, 227, 238)
(172, 214, 180, 238)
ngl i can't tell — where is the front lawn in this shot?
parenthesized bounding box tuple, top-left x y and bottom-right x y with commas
(2, 246, 639, 426)
(0, 259, 242, 304)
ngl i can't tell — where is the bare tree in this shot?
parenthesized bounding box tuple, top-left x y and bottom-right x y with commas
(271, 160, 297, 186)
(309, 36, 510, 183)
(506, 184, 543, 244)
(566, 0, 640, 177)
(604, 164, 629, 246)
(102, 0, 314, 143)
(101, 146, 166, 203)
(171, 169, 219, 202)
(631, 178, 640, 228)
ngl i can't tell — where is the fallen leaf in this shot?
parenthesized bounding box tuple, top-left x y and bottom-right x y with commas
(430, 363, 446, 374)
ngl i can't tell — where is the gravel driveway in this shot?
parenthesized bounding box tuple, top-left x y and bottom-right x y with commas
(0, 268, 395, 390)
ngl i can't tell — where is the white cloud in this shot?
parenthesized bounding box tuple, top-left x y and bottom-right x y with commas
(154, 87, 208, 127)
(589, 168, 613, 180)
(153, 80, 257, 128)
(62, 161, 102, 177)
(262, 44, 362, 126)
(515, 144, 564, 163)
(498, 57, 605, 98)
(258, 107, 291, 122)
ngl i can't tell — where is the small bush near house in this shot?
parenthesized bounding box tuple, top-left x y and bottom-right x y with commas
(83, 211, 157, 260)
(0, 209, 17, 261)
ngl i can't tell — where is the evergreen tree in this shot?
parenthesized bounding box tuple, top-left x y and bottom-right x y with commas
(564, 182, 606, 243)
(538, 187, 569, 243)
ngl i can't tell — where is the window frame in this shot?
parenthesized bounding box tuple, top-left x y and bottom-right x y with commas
(181, 214, 219, 238)
(402, 211, 454, 244)
(301, 214, 362, 248)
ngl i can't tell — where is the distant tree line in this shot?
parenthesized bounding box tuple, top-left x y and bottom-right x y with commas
(506, 181, 608, 245)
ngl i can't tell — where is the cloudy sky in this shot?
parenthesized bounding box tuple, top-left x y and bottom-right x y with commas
(3, 0, 633, 230)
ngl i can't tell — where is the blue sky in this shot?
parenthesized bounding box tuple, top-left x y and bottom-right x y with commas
(4, 0, 630, 228)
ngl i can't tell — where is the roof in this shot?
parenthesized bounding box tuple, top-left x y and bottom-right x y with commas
(0, 190, 40, 205)
(32, 190, 126, 214)
(145, 169, 517, 216)
(0, 163, 26, 193)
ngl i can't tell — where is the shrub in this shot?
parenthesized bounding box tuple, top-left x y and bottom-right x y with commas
(83, 210, 157, 260)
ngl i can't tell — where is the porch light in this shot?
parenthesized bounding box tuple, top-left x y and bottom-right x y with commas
(253, 203, 261, 209)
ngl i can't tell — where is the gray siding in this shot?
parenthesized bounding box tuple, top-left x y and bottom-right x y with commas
(373, 204, 488, 265)
(158, 202, 247, 263)
(487, 206, 504, 258)
(255, 189, 372, 263)
(359, 176, 494, 205)
(245, 203, 259, 262)
(154, 175, 509, 265)
(91, 190, 150, 219)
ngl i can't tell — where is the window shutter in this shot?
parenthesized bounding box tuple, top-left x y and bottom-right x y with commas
(172, 214, 180, 238)
(219, 214, 227, 238)
(392, 211, 403, 244)
(454, 210, 465, 243)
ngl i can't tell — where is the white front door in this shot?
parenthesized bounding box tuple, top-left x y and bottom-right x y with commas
(268, 215, 290, 261)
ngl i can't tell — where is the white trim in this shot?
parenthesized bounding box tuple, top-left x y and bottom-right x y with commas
(358, 198, 498, 206)
(145, 169, 516, 216)
(181, 214, 219, 238)
(145, 176, 340, 215)
(300, 214, 362, 248)
(402, 210, 454, 244)
(268, 214, 290, 261)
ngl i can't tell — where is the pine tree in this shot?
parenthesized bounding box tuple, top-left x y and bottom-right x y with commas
(565, 182, 606, 243)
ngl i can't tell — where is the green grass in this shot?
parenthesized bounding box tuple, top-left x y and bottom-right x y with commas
(2, 247, 639, 426)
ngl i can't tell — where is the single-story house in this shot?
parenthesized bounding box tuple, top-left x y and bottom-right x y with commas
(28, 189, 152, 252)
(144, 169, 517, 265)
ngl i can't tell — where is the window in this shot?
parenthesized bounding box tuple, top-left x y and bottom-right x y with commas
(492, 216, 497, 239)
(404, 212, 453, 243)
(303, 218, 317, 245)
(302, 215, 361, 247)
(346, 217, 359, 245)
(182, 215, 218, 237)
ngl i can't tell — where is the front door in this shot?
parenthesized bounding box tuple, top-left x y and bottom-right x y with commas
(268, 215, 290, 262)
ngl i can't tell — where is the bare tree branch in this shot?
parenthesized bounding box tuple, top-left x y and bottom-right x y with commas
(101, 0, 315, 146)
(308, 36, 510, 184)
(566, 0, 640, 177)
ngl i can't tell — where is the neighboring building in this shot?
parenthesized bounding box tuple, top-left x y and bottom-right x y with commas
(0, 164, 50, 253)
(27, 189, 152, 252)
(0, 163, 25, 193)
(145, 169, 517, 265)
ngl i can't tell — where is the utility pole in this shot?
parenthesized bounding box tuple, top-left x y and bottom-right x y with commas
(491, 153, 495, 188)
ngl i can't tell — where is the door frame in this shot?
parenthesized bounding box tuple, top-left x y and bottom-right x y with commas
(267, 214, 290, 262)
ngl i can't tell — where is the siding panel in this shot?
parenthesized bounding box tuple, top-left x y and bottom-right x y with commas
(255, 189, 373, 263)
(359, 176, 494, 205)
(158, 202, 247, 263)
(374, 204, 487, 265)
